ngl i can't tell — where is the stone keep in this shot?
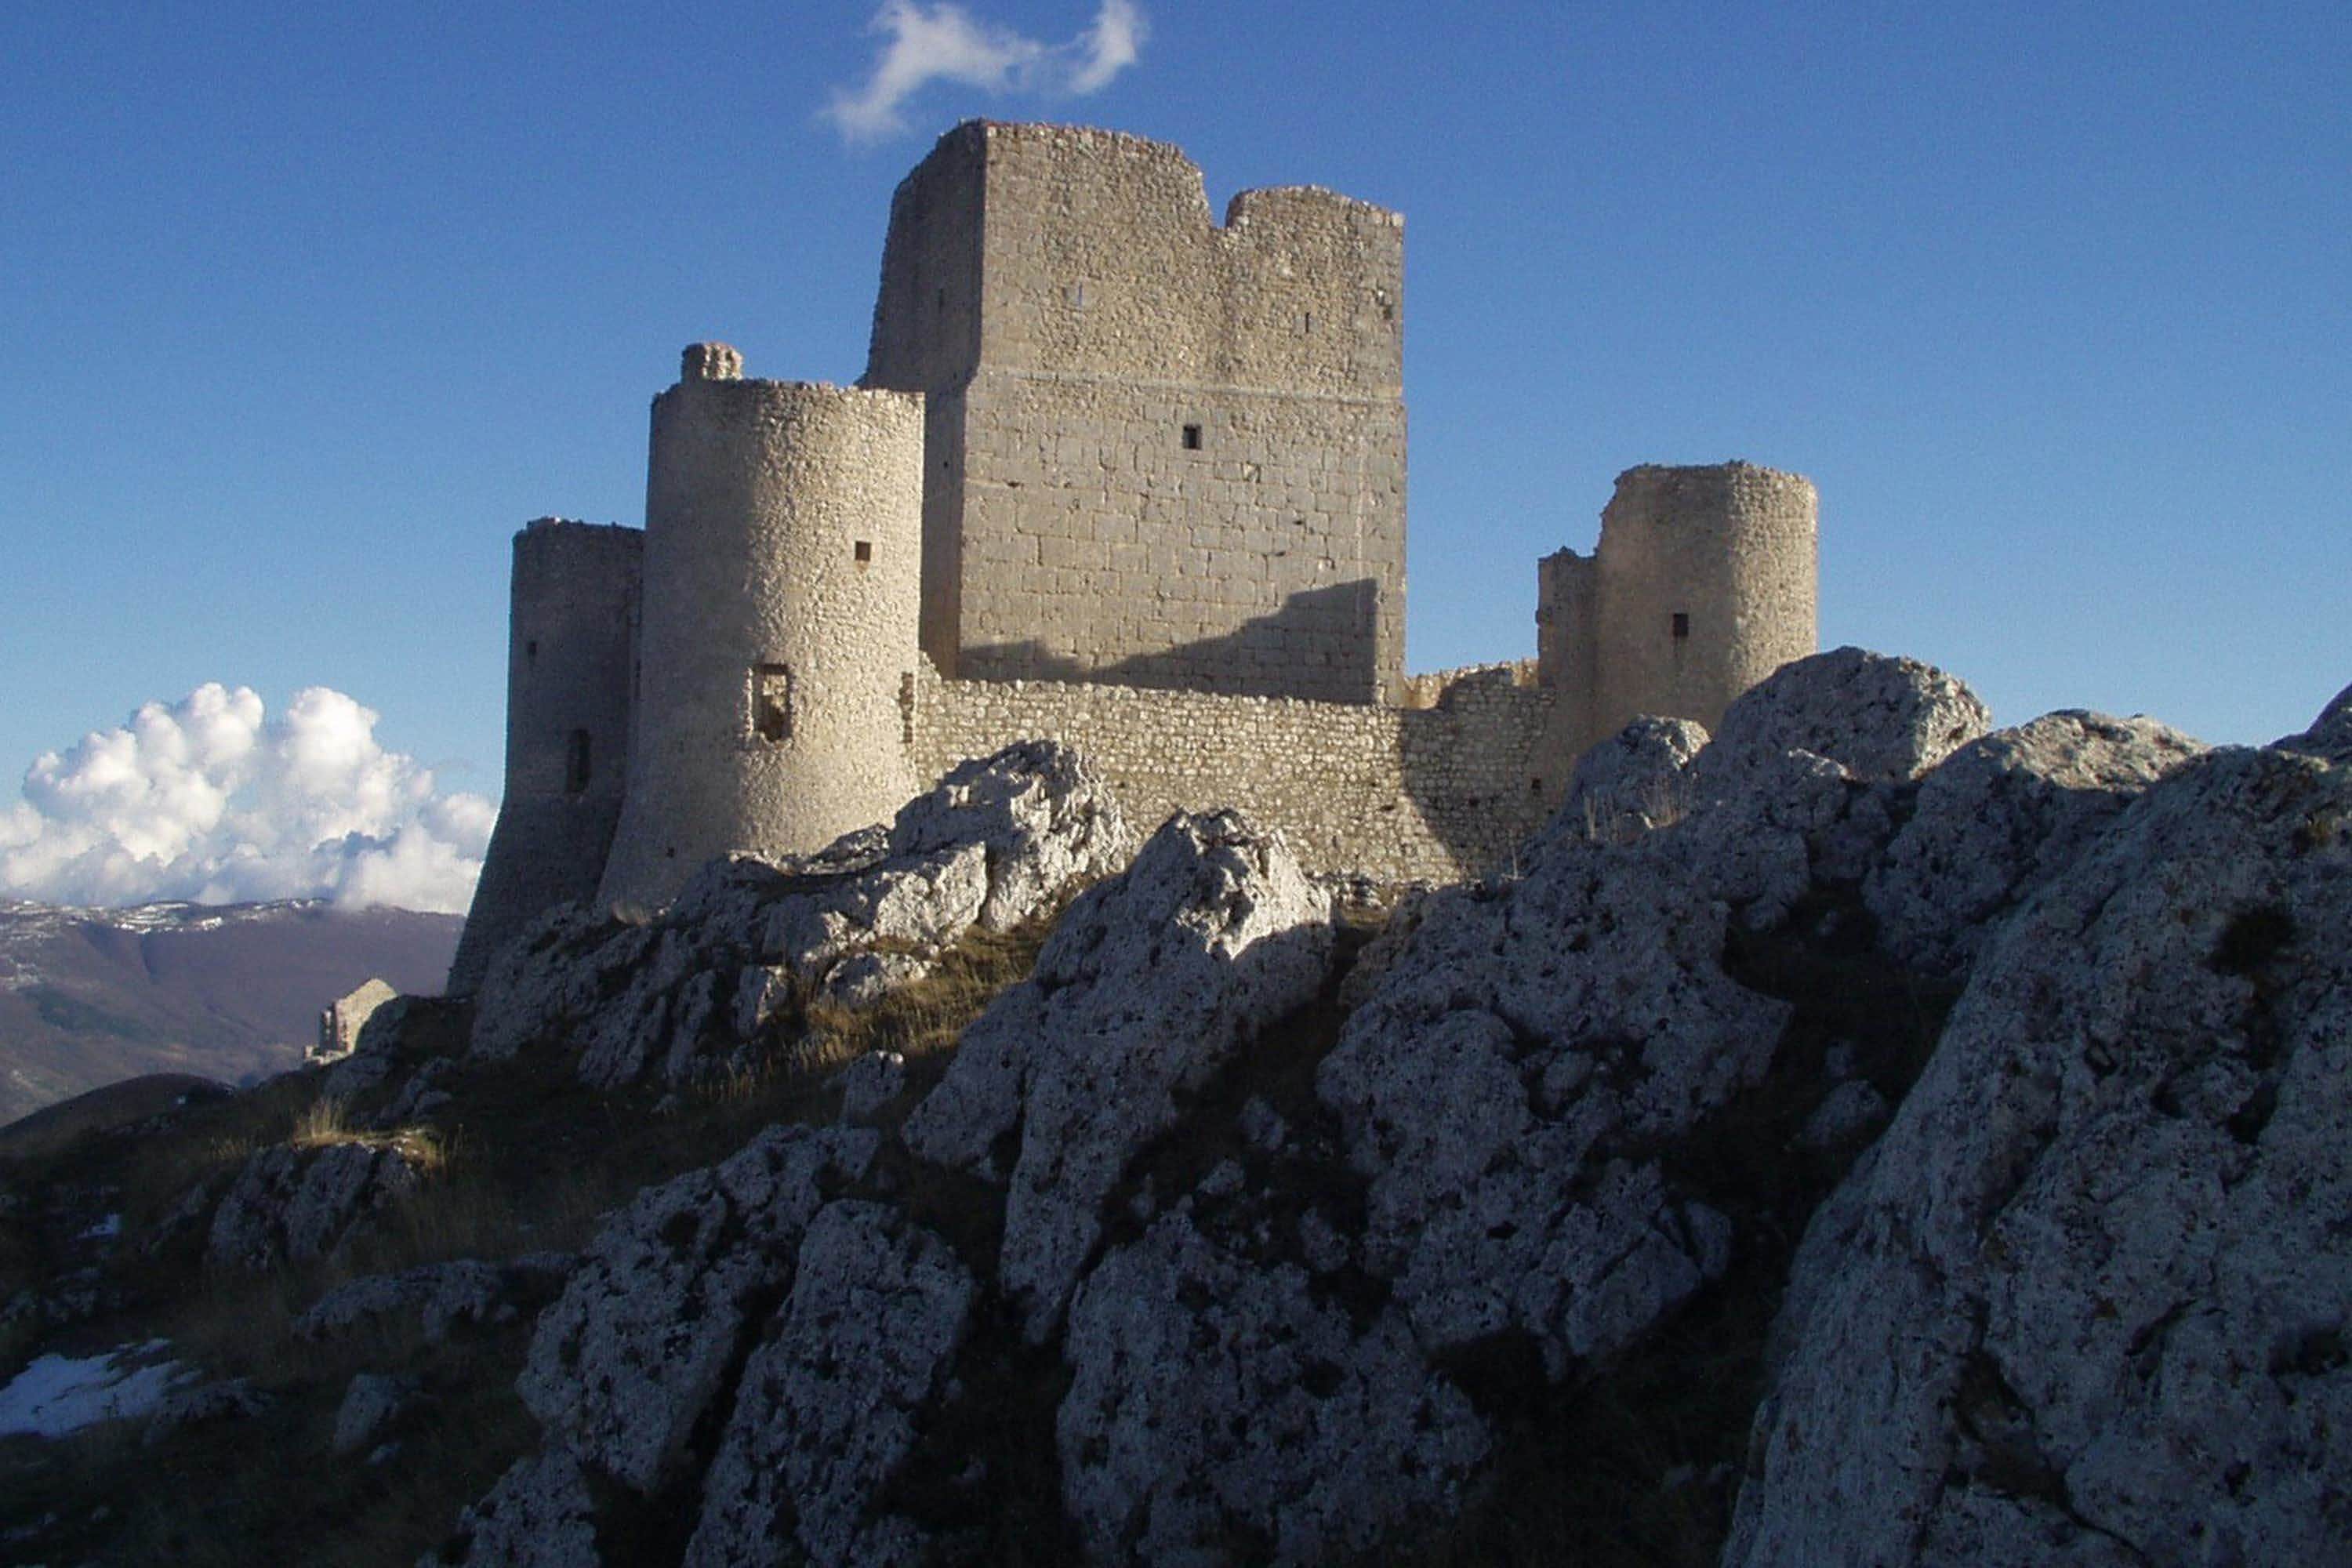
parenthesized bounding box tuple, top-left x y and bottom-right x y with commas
(449, 123, 1820, 991)
(595, 350, 926, 910)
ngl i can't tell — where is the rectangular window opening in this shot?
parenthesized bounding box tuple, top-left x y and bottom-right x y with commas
(751, 663, 793, 743)
(525, 639, 539, 667)
(564, 729, 591, 794)
(1671, 612, 1691, 641)
(854, 539, 873, 566)
(1181, 423, 1203, 451)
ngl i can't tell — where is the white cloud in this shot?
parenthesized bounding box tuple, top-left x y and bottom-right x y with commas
(825, 1, 1149, 143)
(0, 684, 495, 915)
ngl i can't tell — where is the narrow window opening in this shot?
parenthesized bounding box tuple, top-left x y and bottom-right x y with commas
(1302, 310, 1313, 334)
(935, 286, 946, 310)
(1181, 423, 1203, 451)
(854, 539, 873, 566)
(1671, 612, 1691, 641)
(564, 729, 591, 794)
(751, 663, 793, 742)
(1530, 775, 1544, 796)
(525, 639, 539, 668)
(1072, 281, 1087, 308)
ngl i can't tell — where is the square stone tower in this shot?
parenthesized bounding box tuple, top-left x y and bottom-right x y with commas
(862, 122, 1407, 703)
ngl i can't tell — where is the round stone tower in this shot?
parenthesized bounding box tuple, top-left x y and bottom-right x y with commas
(447, 518, 642, 996)
(595, 345, 926, 909)
(1591, 461, 1817, 743)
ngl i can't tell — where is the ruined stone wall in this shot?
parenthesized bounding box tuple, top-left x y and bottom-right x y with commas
(597, 349, 926, 909)
(909, 661, 1559, 884)
(865, 122, 1407, 703)
(447, 518, 642, 994)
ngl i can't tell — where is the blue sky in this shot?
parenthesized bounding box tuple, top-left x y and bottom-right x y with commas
(2, 2, 2347, 903)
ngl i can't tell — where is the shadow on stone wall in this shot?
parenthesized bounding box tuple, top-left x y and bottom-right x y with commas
(960, 579, 1384, 704)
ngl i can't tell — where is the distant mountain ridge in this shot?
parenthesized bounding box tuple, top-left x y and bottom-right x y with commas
(0, 898, 461, 1127)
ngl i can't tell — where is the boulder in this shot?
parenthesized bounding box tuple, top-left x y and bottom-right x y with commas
(205, 1139, 423, 1272)
(515, 1123, 879, 1494)
(682, 1201, 975, 1568)
(1864, 710, 2207, 975)
(294, 1254, 575, 1343)
(1317, 832, 1788, 1378)
(903, 810, 1336, 1340)
(1726, 746, 2352, 1566)
(1697, 645, 1991, 792)
(1552, 714, 1710, 847)
(425, 1449, 602, 1568)
(333, 1372, 418, 1456)
(1059, 1208, 1489, 1565)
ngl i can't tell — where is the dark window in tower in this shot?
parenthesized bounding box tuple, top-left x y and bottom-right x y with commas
(564, 729, 591, 794)
(854, 539, 873, 566)
(752, 664, 793, 743)
(525, 640, 539, 668)
(1181, 423, 1203, 451)
(1671, 612, 1691, 641)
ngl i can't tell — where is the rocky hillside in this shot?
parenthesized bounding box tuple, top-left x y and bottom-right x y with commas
(0, 900, 463, 1127)
(0, 655, 2345, 1566)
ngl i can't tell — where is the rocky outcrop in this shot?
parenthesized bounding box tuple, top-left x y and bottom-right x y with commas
(1864, 710, 2207, 974)
(2275, 680, 2352, 764)
(904, 810, 1336, 1339)
(517, 1123, 879, 1494)
(683, 1201, 975, 1568)
(1318, 834, 1787, 1377)
(1726, 745, 2352, 1566)
(469, 742, 1132, 1089)
(429, 1449, 603, 1568)
(205, 1139, 424, 1272)
(1060, 1208, 1489, 1564)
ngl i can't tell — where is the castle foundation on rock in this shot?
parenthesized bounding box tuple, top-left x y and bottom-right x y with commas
(448, 122, 1819, 993)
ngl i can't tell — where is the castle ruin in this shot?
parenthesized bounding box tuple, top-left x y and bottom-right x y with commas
(448, 122, 1817, 993)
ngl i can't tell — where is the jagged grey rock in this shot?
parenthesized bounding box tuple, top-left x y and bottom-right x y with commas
(142, 1377, 267, 1446)
(1317, 833, 1788, 1377)
(1726, 746, 2352, 1566)
(294, 1254, 575, 1343)
(516, 1123, 879, 1494)
(333, 1372, 418, 1456)
(904, 810, 1336, 1339)
(1059, 1208, 1489, 1565)
(1698, 645, 1991, 791)
(321, 997, 419, 1100)
(1864, 710, 2207, 974)
(683, 1201, 975, 1568)
(425, 1448, 601, 1568)
(467, 742, 1131, 1088)
(836, 1050, 907, 1125)
(205, 1140, 423, 1272)
(2274, 679, 2352, 764)
(1554, 714, 1710, 846)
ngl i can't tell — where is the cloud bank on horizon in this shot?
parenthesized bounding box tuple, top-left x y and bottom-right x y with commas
(825, 0, 1147, 143)
(0, 684, 493, 916)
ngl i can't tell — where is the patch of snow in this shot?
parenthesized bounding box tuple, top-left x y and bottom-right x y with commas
(0, 1340, 191, 1437)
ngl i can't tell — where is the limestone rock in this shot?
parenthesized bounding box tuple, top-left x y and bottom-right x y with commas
(142, 1377, 267, 1446)
(1316, 833, 1788, 1377)
(1554, 714, 1710, 846)
(1059, 1209, 1489, 1565)
(2274, 679, 2352, 764)
(321, 996, 420, 1100)
(333, 1372, 418, 1456)
(205, 1140, 423, 1272)
(294, 1254, 575, 1343)
(467, 742, 1132, 1089)
(683, 1200, 975, 1568)
(1699, 645, 1991, 790)
(1864, 710, 2207, 975)
(425, 1449, 602, 1568)
(516, 1123, 879, 1494)
(1726, 746, 2352, 1566)
(904, 809, 1336, 1339)
(836, 1050, 907, 1125)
